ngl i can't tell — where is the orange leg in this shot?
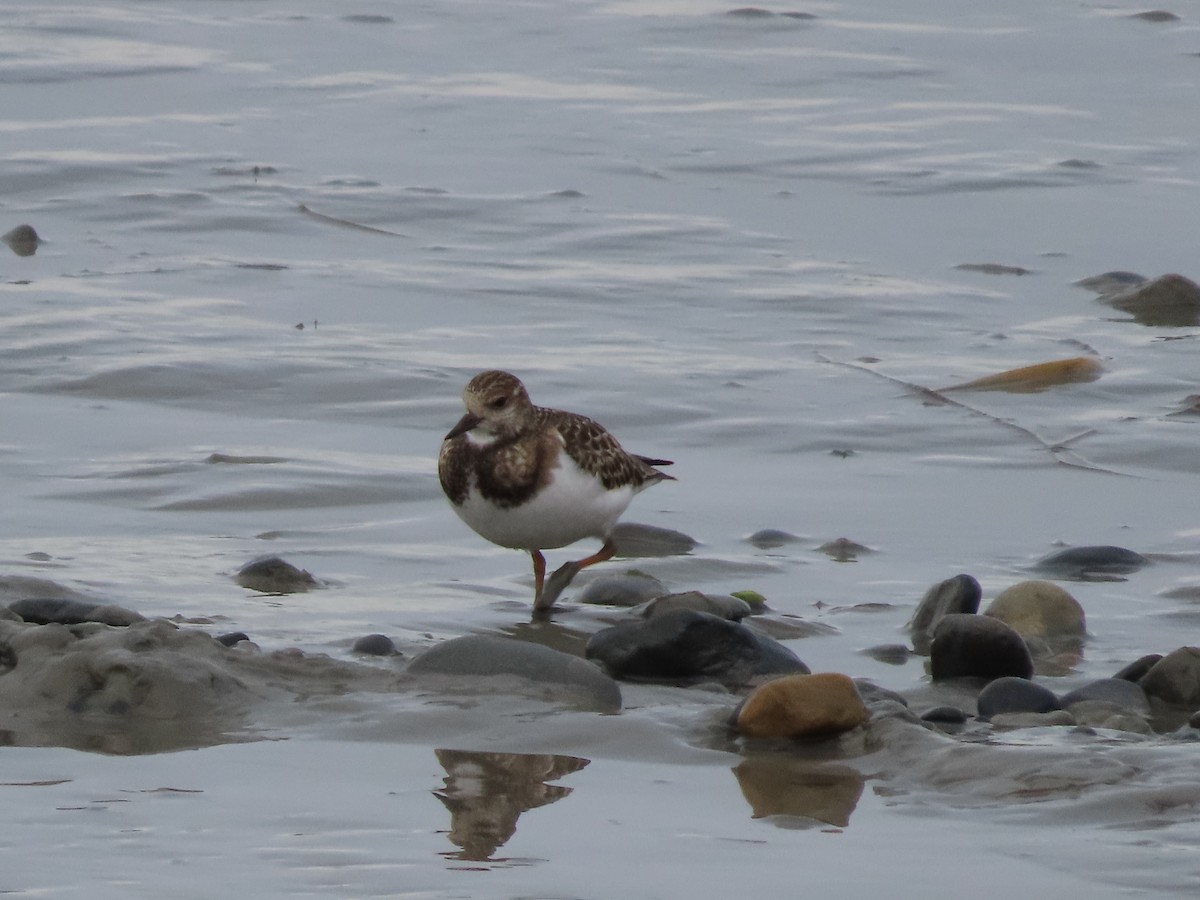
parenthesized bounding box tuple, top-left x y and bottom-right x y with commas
(533, 539, 617, 612)
(530, 549, 547, 601)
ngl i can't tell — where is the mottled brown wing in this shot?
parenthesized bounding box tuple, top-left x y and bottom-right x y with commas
(539, 407, 674, 490)
(438, 437, 473, 506)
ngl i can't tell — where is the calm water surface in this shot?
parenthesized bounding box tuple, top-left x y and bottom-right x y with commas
(2, 0, 1200, 896)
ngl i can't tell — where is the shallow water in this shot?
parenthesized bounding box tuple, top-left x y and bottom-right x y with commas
(2, 0, 1200, 895)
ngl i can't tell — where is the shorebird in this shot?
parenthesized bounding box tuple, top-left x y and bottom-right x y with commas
(438, 370, 674, 611)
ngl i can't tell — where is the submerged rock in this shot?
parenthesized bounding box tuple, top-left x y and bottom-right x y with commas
(610, 522, 697, 557)
(1060, 678, 1150, 714)
(2, 224, 40, 257)
(920, 706, 969, 725)
(638, 591, 752, 621)
(745, 528, 803, 549)
(576, 571, 667, 607)
(235, 555, 320, 593)
(907, 574, 981, 655)
(585, 609, 808, 686)
(1102, 273, 1200, 327)
(1032, 545, 1148, 580)
(407, 634, 621, 712)
(983, 580, 1086, 641)
(976, 676, 1061, 720)
(1137, 646, 1200, 708)
(7, 598, 145, 627)
(352, 633, 398, 656)
(735, 673, 869, 739)
(991, 710, 1075, 729)
(929, 614, 1033, 682)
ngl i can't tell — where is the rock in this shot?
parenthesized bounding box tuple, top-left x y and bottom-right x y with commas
(352, 633, 397, 656)
(610, 522, 697, 557)
(1114, 654, 1162, 683)
(1075, 270, 1147, 295)
(816, 537, 873, 561)
(215, 631, 250, 647)
(735, 673, 869, 739)
(1102, 273, 1200, 327)
(1137, 646, 1200, 708)
(576, 571, 667, 607)
(235, 556, 319, 593)
(746, 529, 803, 549)
(990, 710, 1076, 729)
(921, 706, 969, 725)
(408, 634, 621, 712)
(1032, 546, 1148, 580)
(585, 609, 808, 686)
(639, 591, 752, 621)
(1067, 700, 1150, 734)
(983, 580, 1086, 641)
(930, 614, 1033, 682)
(861, 643, 912, 665)
(976, 676, 1061, 720)
(7, 598, 145, 627)
(2, 224, 40, 257)
(907, 574, 981, 654)
(1060, 678, 1150, 714)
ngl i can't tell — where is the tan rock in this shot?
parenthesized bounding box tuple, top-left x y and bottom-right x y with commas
(736, 672, 869, 739)
(984, 580, 1086, 639)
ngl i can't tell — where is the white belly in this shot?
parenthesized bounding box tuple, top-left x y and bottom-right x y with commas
(453, 453, 638, 550)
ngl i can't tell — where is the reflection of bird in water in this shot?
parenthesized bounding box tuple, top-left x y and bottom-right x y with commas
(439, 370, 674, 611)
(433, 748, 590, 861)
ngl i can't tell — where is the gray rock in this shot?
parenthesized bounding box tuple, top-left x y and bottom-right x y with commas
(1060, 678, 1150, 714)
(977, 676, 1061, 720)
(7, 598, 145, 627)
(907, 574, 981, 654)
(215, 631, 250, 647)
(352, 633, 398, 656)
(610, 522, 697, 557)
(576, 571, 667, 607)
(2, 224, 40, 256)
(407, 634, 621, 712)
(1032, 545, 1148, 580)
(1114, 653, 1163, 683)
(921, 706, 969, 725)
(235, 556, 319, 593)
(638, 591, 752, 621)
(930, 614, 1033, 682)
(1102, 273, 1200, 327)
(745, 529, 802, 549)
(585, 609, 808, 686)
(1137, 646, 1200, 707)
(990, 710, 1076, 729)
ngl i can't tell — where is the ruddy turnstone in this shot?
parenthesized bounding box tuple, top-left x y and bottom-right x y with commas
(439, 370, 674, 611)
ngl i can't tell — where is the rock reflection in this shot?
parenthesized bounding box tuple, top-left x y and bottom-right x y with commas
(433, 748, 589, 861)
(733, 756, 865, 828)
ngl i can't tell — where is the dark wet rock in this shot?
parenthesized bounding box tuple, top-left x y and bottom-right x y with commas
(955, 262, 1031, 276)
(1102, 273, 1200, 327)
(585, 609, 808, 686)
(0, 605, 21, 623)
(726, 6, 775, 16)
(991, 710, 1075, 729)
(976, 676, 1061, 720)
(235, 555, 319, 593)
(907, 574, 981, 655)
(854, 679, 908, 708)
(816, 537, 873, 561)
(576, 571, 667, 607)
(1060, 678, 1150, 714)
(1114, 653, 1163, 683)
(639, 591, 752, 621)
(921, 706, 968, 725)
(7, 598, 145, 627)
(930, 614, 1033, 682)
(735, 673, 869, 739)
(1190, 709, 1200, 730)
(2, 224, 40, 257)
(407, 634, 621, 712)
(1130, 10, 1180, 22)
(1137, 646, 1200, 708)
(352, 633, 398, 656)
(1032, 545, 1148, 580)
(746, 528, 803, 549)
(1075, 270, 1147, 295)
(610, 522, 697, 557)
(983, 580, 1086, 641)
(861, 643, 912, 665)
(215, 631, 250, 647)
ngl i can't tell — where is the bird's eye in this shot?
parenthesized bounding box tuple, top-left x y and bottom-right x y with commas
(490, 396, 508, 410)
